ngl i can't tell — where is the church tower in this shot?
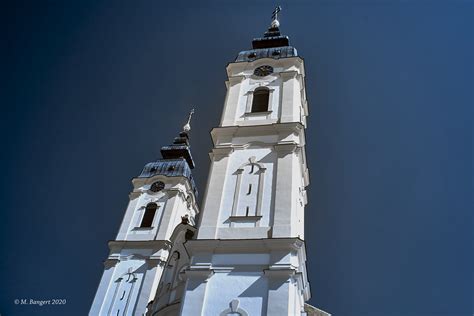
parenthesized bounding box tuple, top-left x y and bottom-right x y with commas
(176, 8, 325, 316)
(91, 8, 329, 316)
(90, 112, 199, 316)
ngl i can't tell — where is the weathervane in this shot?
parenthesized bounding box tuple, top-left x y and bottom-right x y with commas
(183, 108, 195, 132)
(271, 5, 282, 28)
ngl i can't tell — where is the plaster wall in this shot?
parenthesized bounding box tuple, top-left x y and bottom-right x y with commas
(116, 176, 197, 242)
(221, 57, 307, 128)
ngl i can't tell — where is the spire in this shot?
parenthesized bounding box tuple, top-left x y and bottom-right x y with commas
(139, 108, 197, 196)
(235, 6, 296, 62)
(271, 5, 281, 28)
(251, 5, 289, 50)
(160, 108, 196, 169)
(183, 108, 194, 132)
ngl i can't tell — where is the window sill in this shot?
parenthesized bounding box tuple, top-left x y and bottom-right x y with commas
(132, 226, 154, 231)
(244, 111, 272, 116)
(229, 215, 262, 221)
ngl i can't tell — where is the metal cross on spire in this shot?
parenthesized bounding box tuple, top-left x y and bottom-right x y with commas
(271, 5, 282, 28)
(272, 5, 281, 21)
(183, 108, 195, 132)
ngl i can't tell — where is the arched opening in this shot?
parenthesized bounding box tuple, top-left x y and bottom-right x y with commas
(141, 203, 158, 227)
(251, 87, 270, 113)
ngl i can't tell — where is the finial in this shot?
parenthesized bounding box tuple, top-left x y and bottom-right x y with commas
(271, 5, 281, 28)
(183, 108, 195, 132)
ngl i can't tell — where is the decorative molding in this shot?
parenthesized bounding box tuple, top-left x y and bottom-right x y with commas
(228, 215, 262, 221)
(183, 265, 214, 280)
(103, 259, 119, 269)
(146, 258, 166, 267)
(129, 191, 141, 199)
(279, 70, 298, 80)
(243, 110, 273, 117)
(184, 238, 307, 255)
(220, 299, 249, 316)
(108, 240, 172, 251)
(211, 124, 305, 151)
(274, 143, 298, 154)
(230, 158, 266, 221)
(227, 75, 245, 84)
(289, 238, 305, 251)
(125, 254, 148, 261)
(264, 267, 297, 278)
(132, 226, 154, 231)
(210, 147, 234, 160)
(226, 56, 304, 77)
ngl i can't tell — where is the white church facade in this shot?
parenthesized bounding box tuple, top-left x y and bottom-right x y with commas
(90, 9, 330, 316)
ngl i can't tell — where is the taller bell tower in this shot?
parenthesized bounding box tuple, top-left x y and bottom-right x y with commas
(178, 9, 326, 316)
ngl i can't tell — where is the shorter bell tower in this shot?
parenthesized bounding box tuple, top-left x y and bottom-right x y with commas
(90, 111, 199, 316)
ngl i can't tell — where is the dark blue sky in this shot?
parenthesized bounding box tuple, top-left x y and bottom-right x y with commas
(1, 1, 472, 315)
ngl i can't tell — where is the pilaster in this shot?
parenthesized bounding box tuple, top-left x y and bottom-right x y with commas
(197, 148, 232, 239)
(116, 197, 140, 240)
(272, 144, 298, 237)
(280, 71, 299, 123)
(133, 259, 166, 315)
(221, 76, 245, 126)
(180, 266, 214, 316)
(89, 259, 119, 316)
(154, 194, 177, 240)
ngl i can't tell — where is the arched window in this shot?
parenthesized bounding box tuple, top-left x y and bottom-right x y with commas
(141, 203, 158, 227)
(251, 87, 270, 113)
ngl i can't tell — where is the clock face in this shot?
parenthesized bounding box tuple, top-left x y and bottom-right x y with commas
(150, 181, 165, 192)
(254, 65, 274, 77)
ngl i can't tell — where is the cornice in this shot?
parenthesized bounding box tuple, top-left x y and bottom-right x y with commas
(108, 240, 172, 251)
(103, 259, 119, 269)
(226, 56, 304, 77)
(274, 143, 299, 154)
(209, 147, 234, 161)
(130, 175, 199, 211)
(183, 264, 214, 280)
(211, 122, 305, 146)
(279, 70, 299, 79)
(263, 267, 296, 278)
(184, 238, 306, 255)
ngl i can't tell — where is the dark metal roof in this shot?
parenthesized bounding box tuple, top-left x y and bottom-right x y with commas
(138, 128, 197, 197)
(235, 46, 298, 62)
(234, 25, 297, 62)
(139, 158, 198, 198)
(160, 130, 195, 169)
(160, 145, 195, 169)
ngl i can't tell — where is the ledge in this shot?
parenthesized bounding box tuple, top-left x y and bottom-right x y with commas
(184, 237, 306, 254)
(132, 226, 155, 231)
(228, 215, 262, 222)
(243, 110, 272, 116)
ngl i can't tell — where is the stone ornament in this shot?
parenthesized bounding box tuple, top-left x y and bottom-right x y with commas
(219, 299, 249, 316)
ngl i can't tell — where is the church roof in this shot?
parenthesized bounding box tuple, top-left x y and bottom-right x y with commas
(139, 158, 197, 198)
(138, 111, 197, 197)
(160, 130, 195, 169)
(235, 21, 297, 62)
